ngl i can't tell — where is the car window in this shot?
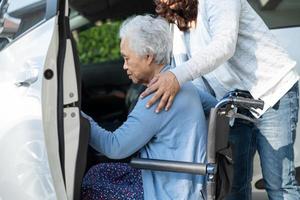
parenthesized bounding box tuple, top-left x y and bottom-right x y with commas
(0, 0, 46, 50)
(249, 0, 300, 29)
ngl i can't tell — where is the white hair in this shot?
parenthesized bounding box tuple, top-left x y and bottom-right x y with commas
(119, 14, 172, 65)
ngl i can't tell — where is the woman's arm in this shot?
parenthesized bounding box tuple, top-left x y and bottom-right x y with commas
(141, 0, 241, 112)
(171, 0, 241, 84)
(83, 98, 163, 159)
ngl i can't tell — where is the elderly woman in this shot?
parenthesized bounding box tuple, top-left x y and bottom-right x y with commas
(81, 15, 215, 200)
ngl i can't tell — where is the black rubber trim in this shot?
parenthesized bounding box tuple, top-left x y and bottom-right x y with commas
(74, 117, 90, 200)
(57, 0, 67, 185)
(68, 17, 90, 199)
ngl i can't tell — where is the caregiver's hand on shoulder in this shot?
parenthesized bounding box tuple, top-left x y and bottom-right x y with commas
(140, 71, 180, 113)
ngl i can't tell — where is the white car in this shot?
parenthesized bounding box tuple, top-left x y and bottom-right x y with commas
(0, 0, 299, 199)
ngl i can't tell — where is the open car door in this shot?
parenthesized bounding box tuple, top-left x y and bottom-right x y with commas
(0, 0, 85, 199)
(42, 0, 89, 199)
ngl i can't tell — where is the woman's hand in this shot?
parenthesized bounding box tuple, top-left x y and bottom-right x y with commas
(140, 71, 180, 113)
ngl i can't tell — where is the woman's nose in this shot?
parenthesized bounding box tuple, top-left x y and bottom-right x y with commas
(123, 63, 128, 70)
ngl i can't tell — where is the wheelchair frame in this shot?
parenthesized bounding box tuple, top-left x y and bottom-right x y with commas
(129, 93, 264, 200)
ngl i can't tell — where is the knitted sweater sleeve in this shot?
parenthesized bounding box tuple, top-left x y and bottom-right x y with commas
(170, 0, 241, 85)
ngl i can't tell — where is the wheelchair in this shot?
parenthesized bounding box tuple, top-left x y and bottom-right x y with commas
(129, 90, 264, 200)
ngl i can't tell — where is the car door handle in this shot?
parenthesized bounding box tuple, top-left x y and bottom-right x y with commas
(15, 59, 41, 87)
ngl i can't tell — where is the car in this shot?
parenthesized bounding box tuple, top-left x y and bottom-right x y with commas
(0, 0, 299, 199)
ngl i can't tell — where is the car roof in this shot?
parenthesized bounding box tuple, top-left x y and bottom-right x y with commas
(69, 0, 155, 22)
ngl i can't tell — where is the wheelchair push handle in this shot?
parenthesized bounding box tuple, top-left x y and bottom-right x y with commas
(215, 96, 264, 110)
(233, 96, 264, 110)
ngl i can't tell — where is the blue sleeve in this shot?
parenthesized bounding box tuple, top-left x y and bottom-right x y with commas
(82, 98, 163, 159)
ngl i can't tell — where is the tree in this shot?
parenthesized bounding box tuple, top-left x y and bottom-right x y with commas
(76, 21, 122, 64)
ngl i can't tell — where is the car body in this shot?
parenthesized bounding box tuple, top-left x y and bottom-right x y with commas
(0, 0, 299, 199)
(0, 0, 80, 199)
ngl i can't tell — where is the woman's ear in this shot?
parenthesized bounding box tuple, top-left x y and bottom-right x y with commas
(146, 54, 155, 65)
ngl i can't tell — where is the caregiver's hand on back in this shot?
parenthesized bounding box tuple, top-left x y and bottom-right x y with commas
(140, 71, 180, 113)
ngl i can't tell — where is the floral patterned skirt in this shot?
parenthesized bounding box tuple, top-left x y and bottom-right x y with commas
(81, 163, 144, 200)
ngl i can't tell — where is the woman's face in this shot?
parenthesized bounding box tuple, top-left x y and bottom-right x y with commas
(120, 38, 153, 85)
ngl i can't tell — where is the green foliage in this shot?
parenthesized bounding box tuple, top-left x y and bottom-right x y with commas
(76, 21, 122, 64)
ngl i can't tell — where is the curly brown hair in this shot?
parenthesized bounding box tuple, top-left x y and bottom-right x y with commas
(154, 0, 198, 31)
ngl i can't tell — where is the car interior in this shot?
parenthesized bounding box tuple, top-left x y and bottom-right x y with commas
(80, 59, 147, 168)
(69, 0, 156, 172)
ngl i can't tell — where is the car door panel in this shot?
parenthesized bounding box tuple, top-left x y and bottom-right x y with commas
(64, 39, 79, 105)
(43, 0, 84, 198)
(1, 0, 85, 199)
(63, 107, 80, 200)
(42, 15, 68, 200)
(0, 15, 62, 200)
